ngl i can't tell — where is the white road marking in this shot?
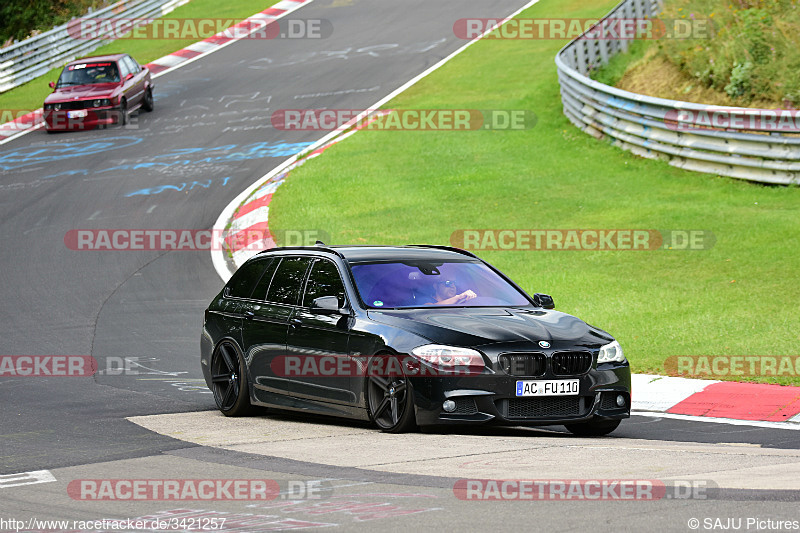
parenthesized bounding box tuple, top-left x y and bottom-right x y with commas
(0, 470, 56, 488)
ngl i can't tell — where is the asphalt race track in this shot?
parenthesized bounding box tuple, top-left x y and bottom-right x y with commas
(1, 1, 799, 531)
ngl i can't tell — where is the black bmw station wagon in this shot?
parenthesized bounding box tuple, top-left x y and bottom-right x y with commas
(201, 244, 631, 436)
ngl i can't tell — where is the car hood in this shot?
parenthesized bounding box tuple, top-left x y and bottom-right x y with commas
(366, 307, 613, 348)
(45, 83, 119, 102)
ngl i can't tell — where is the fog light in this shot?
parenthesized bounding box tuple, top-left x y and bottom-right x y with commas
(616, 395, 626, 407)
(442, 400, 456, 412)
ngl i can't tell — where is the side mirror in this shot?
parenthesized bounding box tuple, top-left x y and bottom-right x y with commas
(49, 81, 55, 88)
(310, 296, 348, 315)
(125, 73, 134, 81)
(533, 293, 555, 309)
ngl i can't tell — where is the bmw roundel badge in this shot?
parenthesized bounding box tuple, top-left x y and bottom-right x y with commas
(539, 341, 551, 348)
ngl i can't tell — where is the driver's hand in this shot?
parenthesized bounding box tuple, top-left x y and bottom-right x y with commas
(459, 290, 477, 302)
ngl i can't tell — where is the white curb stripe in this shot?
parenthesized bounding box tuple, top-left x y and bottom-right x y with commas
(632, 411, 800, 430)
(228, 206, 270, 233)
(150, 54, 186, 67)
(631, 373, 717, 413)
(185, 41, 219, 53)
(251, 180, 282, 200)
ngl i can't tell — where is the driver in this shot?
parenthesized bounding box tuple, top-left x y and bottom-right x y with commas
(427, 279, 477, 305)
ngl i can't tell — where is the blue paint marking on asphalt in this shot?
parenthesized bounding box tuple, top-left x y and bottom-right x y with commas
(36, 141, 314, 178)
(41, 169, 91, 179)
(125, 176, 232, 197)
(0, 137, 144, 171)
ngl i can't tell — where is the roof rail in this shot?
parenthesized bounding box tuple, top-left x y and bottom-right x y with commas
(255, 245, 345, 259)
(405, 244, 478, 259)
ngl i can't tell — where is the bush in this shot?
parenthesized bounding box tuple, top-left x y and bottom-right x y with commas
(0, 0, 109, 45)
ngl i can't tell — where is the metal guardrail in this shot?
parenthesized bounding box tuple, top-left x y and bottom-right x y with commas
(0, 0, 189, 93)
(555, 0, 800, 185)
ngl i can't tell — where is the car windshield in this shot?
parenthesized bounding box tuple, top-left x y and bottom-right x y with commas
(57, 62, 120, 87)
(349, 260, 531, 308)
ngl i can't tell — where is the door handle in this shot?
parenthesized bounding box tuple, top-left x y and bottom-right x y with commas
(290, 317, 303, 325)
(244, 311, 255, 319)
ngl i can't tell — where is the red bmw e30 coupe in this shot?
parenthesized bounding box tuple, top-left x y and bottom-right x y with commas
(43, 53, 154, 132)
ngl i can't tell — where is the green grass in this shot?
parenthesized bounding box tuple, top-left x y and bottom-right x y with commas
(270, 0, 800, 385)
(0, 0, 276, 113)
(590, 39, 648, 87)
(593, 0, 800, 106)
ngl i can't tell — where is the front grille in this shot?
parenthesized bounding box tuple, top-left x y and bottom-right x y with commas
(53, 101, 92, 110)
(496, 397, 591, 419)
(552, 351, 593, 375)
(498, 352, 546, 377)
(450, 397, 478, 415)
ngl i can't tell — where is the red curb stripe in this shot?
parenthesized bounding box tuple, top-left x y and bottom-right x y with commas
(264, 7, 287, 16)
(234, 194, 273, 219)
(205, 35, 234, 45)
(170, 48, 202, 59)
(145, 63, 170, 74)
(225, 221, 274, 250)
(0, 111, 43, 134)
(667, 382, 800, 421)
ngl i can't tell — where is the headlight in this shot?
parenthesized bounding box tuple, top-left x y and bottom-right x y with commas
(92, 99, 110, 107)
(597, 340, 626, 364)
(53, 103, 61, 111)
(411, 344, 485, 369)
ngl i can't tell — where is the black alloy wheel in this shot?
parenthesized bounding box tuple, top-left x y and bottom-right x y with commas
(367, 368, 416, 433)
(210, 341, 253, 416)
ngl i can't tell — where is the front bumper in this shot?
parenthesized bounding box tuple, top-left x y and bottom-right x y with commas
(44, 107, 121, 130)
(410, 364, 631, 427)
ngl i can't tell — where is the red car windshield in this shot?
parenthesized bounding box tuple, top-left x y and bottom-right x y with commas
(57, 62, 120, 87)
(349, 260, 531, 308)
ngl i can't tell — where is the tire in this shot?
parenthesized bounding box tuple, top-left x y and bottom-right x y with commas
(366, 356, 417, 433)
(210, 340, 254, 417)
(565, 419, 620, 437)
(142, 87, 154, 112)
(118, 99, 128, 126)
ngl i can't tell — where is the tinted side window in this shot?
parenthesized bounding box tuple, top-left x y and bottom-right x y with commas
(266, 257, 312, 306)
(303, 260, 346, 308)
(249, 257, 281, 300)
(226, 258, 273, 299)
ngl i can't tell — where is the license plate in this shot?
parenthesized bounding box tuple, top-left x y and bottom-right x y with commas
(67, 110, 88, 118)
(516, 379, 579, 397)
